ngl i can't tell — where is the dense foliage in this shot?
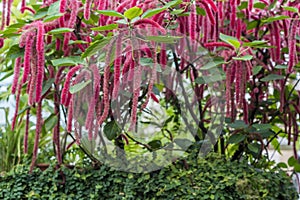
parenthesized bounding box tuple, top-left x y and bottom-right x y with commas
(0, 153, 297, 200)
(0, 0, 300, 194)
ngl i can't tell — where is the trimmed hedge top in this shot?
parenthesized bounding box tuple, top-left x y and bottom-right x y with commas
(0, 154, 297, 200)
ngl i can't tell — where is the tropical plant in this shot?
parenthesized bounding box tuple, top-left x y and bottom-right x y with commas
(0, 0, 299, 178)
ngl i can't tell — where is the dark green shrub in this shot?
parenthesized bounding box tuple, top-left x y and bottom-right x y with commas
(0, 154, 297, 200)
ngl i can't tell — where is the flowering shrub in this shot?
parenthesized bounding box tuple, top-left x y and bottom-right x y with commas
(0, 0, 300, 175)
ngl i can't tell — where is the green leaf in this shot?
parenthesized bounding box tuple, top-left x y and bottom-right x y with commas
(68, 40, 89, 45)
(41, 78, 54, 96)
(97, 10, 124, 18)
(196, 6, 206, 16)
(247, 20, 259, 30)
(47, 1, 60, 15)
(238, 1, 248, 10)
(247, 143, 260, 153)
(232, 55, 253, 61)
(43, 13, 63, 22)
(6, 45, 24, 60)
(140, 57, 154, 67)
(288, 156, 297, 167)
(48, 28, 74, 35)
(141, 7, 166, 19)
(91, 24, 118, 31)
(174, 138, 193, 149)
(252, 123, 272, 130)
(195, 74, 225, 84)
(228, 120, 248, 129)
(254, 2, 266, 9)
(124, 6, 143, 20)
(69, 80, 91, 94)
(51, 56, 84, 67)
(163, 0, 182, 9)
(115, 19, 128, 25)
(33, 8, 48, 20)
(252, 66, 262, 76)
(145, 35, 182, 43)
(243, 40, 268, 47)
(262, 15, 289, 23)
(274, 65, 287, 69)
(271, 137, 281, 154)
(148, 140, 162, 150)
(294, 163, 300, 172)
(219, 33, 240, 49)
(103, 121, 122, 140)
(282, 6, 298, 13)
(277, 162, 288, 169)
(170, 9, 185, 15)
(260, 74, 285, 82)
(200, 58, 227, 70)
(44, 115, 58, 132)
(228, 134, 246, 144)
(81, 37, 111, 58)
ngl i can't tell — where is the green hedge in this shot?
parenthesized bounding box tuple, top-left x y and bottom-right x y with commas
(0, 154, 297, 200)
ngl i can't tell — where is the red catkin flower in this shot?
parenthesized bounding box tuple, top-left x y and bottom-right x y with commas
(28, 54, 37, 106)
(21, 0, 26, 13)
(29, 102, 42, 173)
(288, 19, 298, 73)
(24, 109, 30, 154)
(189, 4, 197, 40)
(98, 42, 114, 125)
(112, 35, 122, 99)
(202, 0, 217, 12)
(12, 57, 22, 94)
(1, 0, 6, 30)
(129, 50, 142, 131)
(61, 65, 82, 106)
(84, 0, 91, 20)
(11, 81, 22, 130)
(0, 38, 3, 48)
(35, 21, 45, 103)
(20, 7, 36, 14)
(142, 49, 157, 109)
(6, 0, 13, 26)
(134, 19, 167, 34)
(22, 32, 35, 84)
(199, 1, 215, 25)
(67, 96, 74, 132)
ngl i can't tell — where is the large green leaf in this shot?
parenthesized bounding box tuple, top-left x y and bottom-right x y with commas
(262, 15, 289, 23)
(97, 10, 124, 18)
(69, 80, 92, 94)
(51, 56, 85, 67)
(141, 7, 166, 19)
(260, 74, 285, 82)
(219, 33, 240, 49)
(47, 1, 60, 15)
(247, 143, 260, 154)
(228, 120, 248, 129)
(145, 35, 182, 43)
(91, 24, 118, 31)
(41, 78, 54, 96)
(48, 28, 74, 35)
(200, 58, 227, 70)
(282, 6, 298, 13)
(228, 134, 246, 144)
(103, 120, 122, 140)
(81, 37, 111, 58)
(124, 6, 143, 20)
(232, 55, 253, 61)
